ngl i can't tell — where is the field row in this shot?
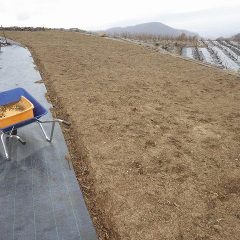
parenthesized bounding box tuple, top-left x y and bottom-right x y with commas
(182, 40, 240, 71)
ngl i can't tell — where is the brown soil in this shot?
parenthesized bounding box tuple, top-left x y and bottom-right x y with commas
(6, 31, 240, 240)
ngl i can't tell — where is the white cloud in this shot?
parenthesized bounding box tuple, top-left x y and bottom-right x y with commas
(1, 0, 240, 37)
(16, 12, 31, 21)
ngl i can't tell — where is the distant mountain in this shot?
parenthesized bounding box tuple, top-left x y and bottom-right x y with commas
(104, 22, 198, 37)
(232, 33, 240, 40)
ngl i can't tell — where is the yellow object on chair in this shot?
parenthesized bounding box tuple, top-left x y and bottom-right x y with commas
(0, 96, 34, 129)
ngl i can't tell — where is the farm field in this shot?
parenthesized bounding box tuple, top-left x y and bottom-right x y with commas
(182, 40, 240, 71)
(5, 30, 240, 240)
(118, 37, 240, 72)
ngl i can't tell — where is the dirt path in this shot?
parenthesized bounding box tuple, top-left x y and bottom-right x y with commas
(6, 31, 240, 240)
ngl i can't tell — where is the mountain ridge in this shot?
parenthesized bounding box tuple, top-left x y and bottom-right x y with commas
(104, 22, 198, 37)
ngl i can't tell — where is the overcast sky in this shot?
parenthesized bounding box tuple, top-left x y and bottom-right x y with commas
(1, 0, 239, 38)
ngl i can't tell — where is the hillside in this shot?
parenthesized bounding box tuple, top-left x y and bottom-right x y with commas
(6, 30, 240, 240)
(233, 33, 240, 40)
(104, 22, 197, 37)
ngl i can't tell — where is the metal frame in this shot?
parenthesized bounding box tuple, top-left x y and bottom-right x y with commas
(0, 118, 70, 160)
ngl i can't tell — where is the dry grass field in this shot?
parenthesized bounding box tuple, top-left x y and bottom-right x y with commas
(6, 31, 240, 240)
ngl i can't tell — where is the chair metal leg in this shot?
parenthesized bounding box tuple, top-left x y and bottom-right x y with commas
(10, 135, 26, 145)
(0, 119, 70, 159)
(37, 121, 55, 142)
(37, 119, 70, 143)
(1, 133, 9, 160)
(0, 130, 26, 160)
